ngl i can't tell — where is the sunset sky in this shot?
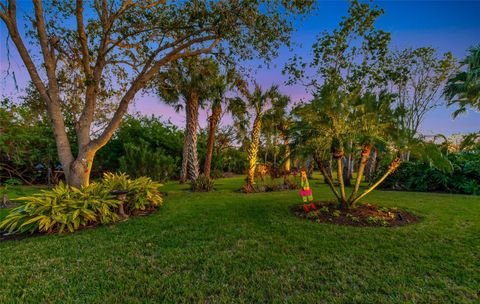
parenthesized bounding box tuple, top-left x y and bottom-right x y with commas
(1, 0, 479, 135)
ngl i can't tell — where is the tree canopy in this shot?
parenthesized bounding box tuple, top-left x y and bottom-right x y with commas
(0, 0, 314, 187)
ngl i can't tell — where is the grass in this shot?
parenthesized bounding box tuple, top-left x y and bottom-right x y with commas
(0, 175, 479, 303)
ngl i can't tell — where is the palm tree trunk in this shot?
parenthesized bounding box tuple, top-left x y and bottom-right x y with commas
(186, 91, 200, 182)
(273, 133, 278, 168)
(180, 99, 191, 183)
(246, 116, 262, 190)
(204, 104, 222, 178)
(314, 156, 341, 201)
(342, 156, 352, 187)
(365, 149, 377, 183)
(351, 158, 401, 206)
(283, 137, 291, 172)
(348, 144, 372, 204)
(334, 149, 347, 207)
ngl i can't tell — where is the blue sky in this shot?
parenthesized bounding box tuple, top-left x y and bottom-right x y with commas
(1, 0, 479, 135)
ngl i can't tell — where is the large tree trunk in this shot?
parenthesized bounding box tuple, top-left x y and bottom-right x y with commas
(185, 91, 200, 182)
(1, 0, 221, 189)
(65, 150, 96, 188)
(246, 116, 262, 190)
(204, 104, 222, 178)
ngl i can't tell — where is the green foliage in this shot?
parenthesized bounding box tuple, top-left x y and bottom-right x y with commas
(0, 97, 60, 184)
(101, 173, 163, 211)
(3, 178, 22, 187)
(190, 174, 215, 192)
(213, 148, 248, 174)
(0, 182, 120, 234)
(95, 115, 183, 181)
(445, 45, 480, 116)
(0, 176, 479, 302)
(380, 152, 480, 194)
(119, 141, 176, 182)
(0, 173, 163, 235)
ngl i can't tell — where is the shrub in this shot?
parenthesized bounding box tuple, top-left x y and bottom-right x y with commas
(0, 182, 121, 234)
(101, 172, 163, 212)
(94, 115, 183, 181)
(3, 178, 22, 187)
(190, 174, 215, 192)
(0, 173, 163, 235)
(379, 151, 480, 195)
(119, 141, 177, 182)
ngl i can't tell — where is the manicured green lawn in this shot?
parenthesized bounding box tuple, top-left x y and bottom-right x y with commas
(1, 176, 479, 303)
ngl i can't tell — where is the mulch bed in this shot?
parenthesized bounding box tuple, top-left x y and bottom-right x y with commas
(292, 201, 420, 227)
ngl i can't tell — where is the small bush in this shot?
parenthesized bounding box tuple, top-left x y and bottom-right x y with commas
(101, 172, 163, 212)
(190, 174, 214, 192)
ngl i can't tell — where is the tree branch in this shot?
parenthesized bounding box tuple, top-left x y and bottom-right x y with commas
(75, 0, 91, 76)
(88, 36, 221, 151)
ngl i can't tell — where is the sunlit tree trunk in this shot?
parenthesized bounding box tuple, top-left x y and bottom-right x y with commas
(180, 103, 190, 183)
(348, 144, 371, 204)
(314, 155, 341, 201)
(204, 104, 222, 178)
(334, 148, 347, 208)
(186, 91, 200, 181)
(351, 158, 401, 205)
(282, 134, 291, 172)
(246, 116, 262, 190)
(273, 132, 278, 168)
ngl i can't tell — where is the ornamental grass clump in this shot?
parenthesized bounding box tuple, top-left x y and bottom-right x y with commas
(190, 174, 215, 192)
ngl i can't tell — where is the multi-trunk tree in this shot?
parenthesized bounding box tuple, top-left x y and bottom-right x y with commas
(0, 0, 313, 187)
(287, 0, 452, 209)
(385, 47, 456, 160)
(285, 0, 392, 204)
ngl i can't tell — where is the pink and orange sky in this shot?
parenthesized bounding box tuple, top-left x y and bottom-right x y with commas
(1, 1, 479, 135)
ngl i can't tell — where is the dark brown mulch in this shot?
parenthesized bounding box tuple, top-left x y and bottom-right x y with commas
(292, 201, 420, 227)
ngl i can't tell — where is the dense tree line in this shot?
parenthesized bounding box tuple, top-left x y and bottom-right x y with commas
(1, 0, 479, 199)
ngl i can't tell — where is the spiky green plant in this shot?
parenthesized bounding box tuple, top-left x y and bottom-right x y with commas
(0, 182, 120, 234)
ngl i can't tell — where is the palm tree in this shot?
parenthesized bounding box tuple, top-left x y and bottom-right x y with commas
(445, 45, 480, 117)
(203, 69, 242, 178)
(229, 83, 280, 191)
(292, 84, 451, 209)
(262, 94, 290, 170)
(156, 57, 219, 182)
